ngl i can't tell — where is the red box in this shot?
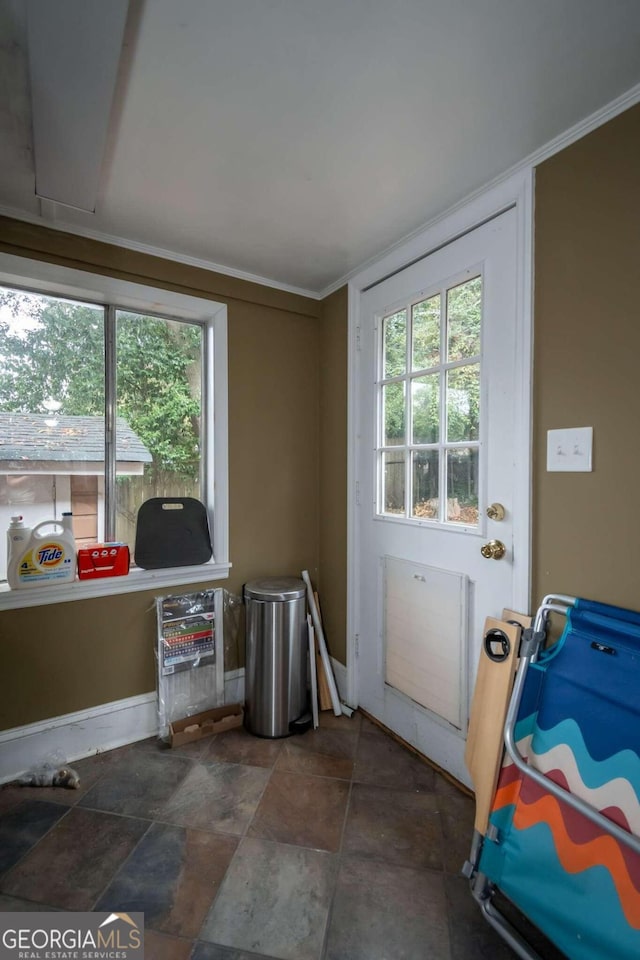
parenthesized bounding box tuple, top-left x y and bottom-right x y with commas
(77, 543, 130, 579)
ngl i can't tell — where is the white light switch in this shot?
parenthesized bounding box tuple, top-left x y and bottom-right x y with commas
(547, 427, 593, 472)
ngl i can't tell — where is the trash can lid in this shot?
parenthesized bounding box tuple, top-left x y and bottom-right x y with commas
(245, 576, 306, 601)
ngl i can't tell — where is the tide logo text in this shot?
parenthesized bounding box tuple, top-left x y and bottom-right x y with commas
(38, 545, 63, 565)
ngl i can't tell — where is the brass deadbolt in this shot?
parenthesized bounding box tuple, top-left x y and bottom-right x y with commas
(486, 502, 506, 521)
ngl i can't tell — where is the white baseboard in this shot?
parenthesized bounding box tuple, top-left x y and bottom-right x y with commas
(0, 692, 157, 784)
(0, 670, 246, 784)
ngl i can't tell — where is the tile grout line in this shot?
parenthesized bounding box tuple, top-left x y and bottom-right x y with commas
(88, 818, 156, 913)
(318, 712, 468, 960)
(14, 747, 190, 913)
(87, 741, 275, 938)
(238, 748, 277, 841)
(190, 750, 280, 948)
(192, 717, 362, 959)
(359, 710, 473, 797)
(319, 777, 354, 960)
(317, 712, 363, 960)
(1, 715, 478, 960)
(0, 800, 74, 901)
(3, 718, 358, 948)
(0, 748, 154, 911)
(75, 743, 198, 824)
(157, 745, 279, 944)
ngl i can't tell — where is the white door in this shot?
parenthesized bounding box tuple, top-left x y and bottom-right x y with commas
(355, 209, 522, 786)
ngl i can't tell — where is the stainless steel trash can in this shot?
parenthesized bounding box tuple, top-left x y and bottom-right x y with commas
(244, 576, 307, 738)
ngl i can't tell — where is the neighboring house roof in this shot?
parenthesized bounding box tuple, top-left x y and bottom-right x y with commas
(0, 414, 153, 463)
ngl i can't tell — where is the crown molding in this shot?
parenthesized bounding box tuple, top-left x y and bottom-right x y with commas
(318, 80, 640, 299)
(0, 202, 322, 301)
(2, 80, 638, 304)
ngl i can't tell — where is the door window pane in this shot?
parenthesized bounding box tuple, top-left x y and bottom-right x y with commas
(447, 276, 481, 361)
(412, 295, 440, 370)
(383, 381, 405, 446)
(447, 365, 479, 442)
(377, 273, 482, 527)
(446, 447, 479, 525)
(411, 375, 439, 444)
(115, 312, 203, 558)
(411, 450, 439, 519)
(382, 451, 405, 515)
(383, 309, 407, 378)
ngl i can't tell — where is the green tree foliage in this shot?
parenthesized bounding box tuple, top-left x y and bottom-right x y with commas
(0, 290, 201, 480)
(383, 310, 407, 379)
(381, 277, 482, 510)
(116, 312, 201, 478)
(0, 293, 104, 414)
(412, 375, 439, 444)
(446, 278, 481, 448)
(412, 295, 440, 370)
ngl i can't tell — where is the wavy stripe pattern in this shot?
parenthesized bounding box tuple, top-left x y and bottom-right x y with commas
(531, 718, 640, 794)
(481, 599, 640, 957)
(514, 713, 640, 790)
(488, 733, 640, 940)
(517, 776, 640, 888)
(481, 813, 640, 960)
(513, 791, 640, 926)
(503, 728, 640, 836)
(508, 717, 640, 798)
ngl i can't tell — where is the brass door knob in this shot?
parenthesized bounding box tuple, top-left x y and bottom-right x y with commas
(486, 502, 506, 521)
(481, 539, 506, 560)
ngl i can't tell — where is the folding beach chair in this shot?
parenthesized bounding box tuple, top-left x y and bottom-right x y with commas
(464, 595, 640, 960)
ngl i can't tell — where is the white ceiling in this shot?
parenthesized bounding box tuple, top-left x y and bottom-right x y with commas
(1, 0, 640, 295)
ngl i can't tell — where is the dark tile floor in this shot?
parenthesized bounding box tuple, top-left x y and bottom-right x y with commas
(0, 712, 564, 959)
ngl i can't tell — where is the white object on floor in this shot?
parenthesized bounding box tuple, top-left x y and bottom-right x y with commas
(302, 570, 342, 716)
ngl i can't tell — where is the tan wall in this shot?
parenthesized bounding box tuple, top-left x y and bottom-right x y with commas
(532, 103, 640, 609)
(9, 96, 635, 731)
(0, 219, 321, 730)
(318, 286, 349, 664)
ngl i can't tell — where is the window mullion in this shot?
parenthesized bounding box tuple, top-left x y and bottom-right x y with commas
(104, 305, 117, 541)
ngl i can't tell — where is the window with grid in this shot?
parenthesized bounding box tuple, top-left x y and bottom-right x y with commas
(0, 255, 228, 599)
(377, 274, 482, 526)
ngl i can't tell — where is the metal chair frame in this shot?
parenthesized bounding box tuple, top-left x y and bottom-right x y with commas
(464, 594, 640, 960)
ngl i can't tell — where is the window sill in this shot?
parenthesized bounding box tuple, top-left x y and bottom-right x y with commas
(0, 561, 232, 611)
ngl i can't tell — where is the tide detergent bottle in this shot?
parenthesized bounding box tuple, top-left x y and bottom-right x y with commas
(7, 512, 77, 589)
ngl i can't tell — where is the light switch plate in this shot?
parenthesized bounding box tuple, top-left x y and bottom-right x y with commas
(547, 427, 593, 472)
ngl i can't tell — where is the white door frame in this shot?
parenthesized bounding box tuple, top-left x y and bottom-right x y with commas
(345, 167, 534, 710)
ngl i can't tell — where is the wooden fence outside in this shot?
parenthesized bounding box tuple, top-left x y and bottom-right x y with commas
(115, 472, 200, 548)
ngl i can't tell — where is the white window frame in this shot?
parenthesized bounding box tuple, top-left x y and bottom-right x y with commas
(0, 253, 230, 610)
(376, 268, 483, 530)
